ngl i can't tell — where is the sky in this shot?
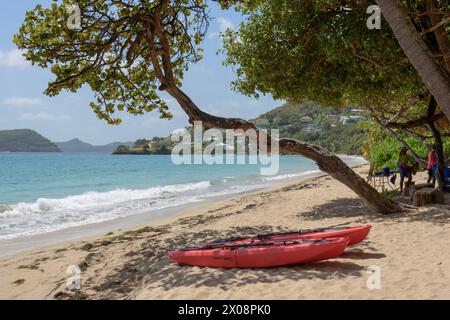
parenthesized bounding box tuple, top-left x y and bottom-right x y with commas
(0, 1, 281, 145)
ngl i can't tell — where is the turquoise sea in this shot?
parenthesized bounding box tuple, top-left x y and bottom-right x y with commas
(0, 153, 366, 240)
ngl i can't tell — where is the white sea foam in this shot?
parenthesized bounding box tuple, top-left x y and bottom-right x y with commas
(262, 170, 321, 182)
(338, 155, 368, 166)
(0, 181, 212, 240)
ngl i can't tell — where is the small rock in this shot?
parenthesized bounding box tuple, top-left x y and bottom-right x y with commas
(85, 253, 96, 261)
(81, 243, 93, 251)
(78, 262, 88, 272)
(54, 291, 71, 300)
(101, 240, 112, 246)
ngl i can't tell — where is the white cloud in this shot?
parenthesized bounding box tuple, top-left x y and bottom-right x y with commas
(20, 112, 70, 121)
(218, 17, 235, 33)
(2, 97, 44, 107)
(209, 17, 235, 39)
(0, 49, 29, 67)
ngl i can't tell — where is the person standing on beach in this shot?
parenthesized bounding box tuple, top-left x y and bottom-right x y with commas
(398, 147, 413, 193)
(426, 145, 437, 186)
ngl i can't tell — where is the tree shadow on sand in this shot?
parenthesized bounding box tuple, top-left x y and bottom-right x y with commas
(297, 197, 450, 226)
(60, 193, 449, 299)
(71, 225, 384, 299)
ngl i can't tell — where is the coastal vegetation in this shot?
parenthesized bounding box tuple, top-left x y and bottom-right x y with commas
(362, 121, 450, 171)
(14, 0, 449, 214)
(113, 137, 173, 155)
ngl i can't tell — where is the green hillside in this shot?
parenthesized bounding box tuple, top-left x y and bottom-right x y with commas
(113, 102, 367, 156)
(250, 102, 367, 155)
(0, 129, 60, 152)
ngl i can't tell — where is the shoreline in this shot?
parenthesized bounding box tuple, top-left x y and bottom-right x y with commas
(1, 164, 448, 300)
(0, 168, 330, 258)
(0, 154, 366, 242)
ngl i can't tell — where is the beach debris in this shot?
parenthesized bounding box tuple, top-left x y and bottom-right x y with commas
(18, 263, 39, 270)
(117, 236, 133, 242)
(13, 279, 25, 286)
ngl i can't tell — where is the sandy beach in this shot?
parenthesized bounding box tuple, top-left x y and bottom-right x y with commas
(0, 165, 449, 300)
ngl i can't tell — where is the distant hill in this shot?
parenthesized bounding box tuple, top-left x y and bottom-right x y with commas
(56, 138, 133, 153)
(0, 129, 60, 152)
(250, 102, 367, 155)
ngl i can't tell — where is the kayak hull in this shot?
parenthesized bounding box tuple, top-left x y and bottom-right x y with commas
(169, 237, 349, 268)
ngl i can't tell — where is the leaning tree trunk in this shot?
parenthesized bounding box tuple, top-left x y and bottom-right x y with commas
(375, 0, 450, 121)
(167, 86, 401, 214)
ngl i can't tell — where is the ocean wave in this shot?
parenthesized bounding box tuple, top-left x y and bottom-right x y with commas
(0, 180, 212, 240)
(337, 155, 368, 166)
(262, 170, 321, 182)
(3, 180, 211, 216)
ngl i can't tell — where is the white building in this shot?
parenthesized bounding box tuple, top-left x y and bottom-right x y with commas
(340, 115, 365, 125)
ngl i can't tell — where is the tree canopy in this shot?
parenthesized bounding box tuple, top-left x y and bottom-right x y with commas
(221, 0, 430, 110)
(14, 0, 210, 124)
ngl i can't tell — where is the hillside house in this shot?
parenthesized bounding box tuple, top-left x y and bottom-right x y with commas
(340, 115, 365, 125)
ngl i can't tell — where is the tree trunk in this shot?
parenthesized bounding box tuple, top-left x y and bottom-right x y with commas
(428, 0, 450, 73)
(375, 0, 450, 121)
(167, 86, 401, 214)
(427, 98, 446, 203)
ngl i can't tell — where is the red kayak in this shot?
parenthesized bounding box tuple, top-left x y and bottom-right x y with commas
(208, 224, 371, 247)
(169, 237, 349, 268)
(256, 224, 372, 246)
